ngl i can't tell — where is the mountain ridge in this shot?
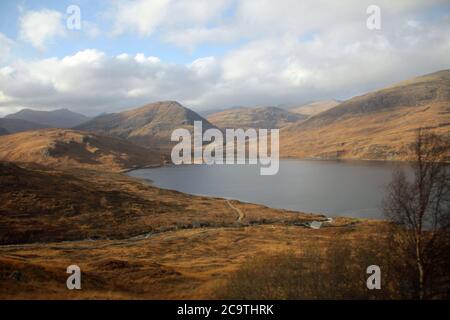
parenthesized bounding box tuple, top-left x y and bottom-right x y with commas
(289, 100, 340, 117)
(76, 101, 216, 148)
(5, 108, 90, 128)
(280, 69, 450, 160)
(207, 106, 305, 129)
(0, 128, 164, 172)
(0, 118, 47, 134)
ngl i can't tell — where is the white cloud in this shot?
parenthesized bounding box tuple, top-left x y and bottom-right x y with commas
(19, 9, 66, 50)
(211, 14, 450, 107)
(61, 49, 105, 67)
(0, 33, 15, 62)
(112, 0, 171, 36)
(168, 0, 231, 25)
(134, 53, 161, 64)
(189, 57, 218, 78)
(161, 0, 450, 49)
(1, 1, 450, 115)
(0, 50, 219, 115)
(111, 0, 231, 36)
(164, 27, 236, 50)
(83, 21, 101, 38)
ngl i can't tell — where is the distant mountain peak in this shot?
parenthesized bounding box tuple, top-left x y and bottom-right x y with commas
(307, 69, 450, 124)
(281, 69, 450, 161)
(289, 100, 340, 117)
(75, 100, 216, 148)
(207, 105, 305, 129)
(5, 108, 90, 129)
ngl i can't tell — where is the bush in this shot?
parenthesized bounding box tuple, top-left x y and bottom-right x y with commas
(216, 237, 418, 299)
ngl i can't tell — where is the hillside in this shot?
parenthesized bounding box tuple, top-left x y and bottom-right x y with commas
(289, 100, 340, 117)
(5, 108, 90, 128)
(0, 118, 46, 134)
(0, 162, 322, 245)
(0, 129, 164, 172)
(76, 101, 215, 148)
(207, 106, 305, 129)
(0, 161, 381, 300)
(281, 70, 450, 160)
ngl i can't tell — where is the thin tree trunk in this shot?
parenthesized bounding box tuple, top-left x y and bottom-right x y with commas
(416, 235, 425, 299)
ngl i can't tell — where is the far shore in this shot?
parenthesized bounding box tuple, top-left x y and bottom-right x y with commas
(124, 160, 388, 222)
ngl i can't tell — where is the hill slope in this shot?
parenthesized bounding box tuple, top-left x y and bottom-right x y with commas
(207, 106, 305, 129)
(281, 70, 450, 160)
(0, 129, 163, 172)
(0, 162, 321, 244)
(289, 100, 340, 117)
(5, 108, 90, 128)
(0, 118, 46, 134)
(76, 101, 215, 148)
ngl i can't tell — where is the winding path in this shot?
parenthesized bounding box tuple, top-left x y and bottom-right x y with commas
(226, 200, 245, 223)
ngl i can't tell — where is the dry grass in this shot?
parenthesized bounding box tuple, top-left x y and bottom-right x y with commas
(0, 161, 386, 299)
(0, 162, 323, 245)
(281, 103, 449, 160)
(0, 219, 386, 299)
(289, 100, 340, 117)
(0, 128, 164, 172)
(216, 236, 406, 299)
(207, 106, 305, 129)
(281, 70, 450, 161)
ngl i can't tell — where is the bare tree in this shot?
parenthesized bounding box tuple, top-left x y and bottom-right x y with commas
(383, 129, 450, 299)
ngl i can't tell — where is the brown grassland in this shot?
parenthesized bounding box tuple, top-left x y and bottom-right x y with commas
(0, 161, 389, 299)
(281, 70, 450, 160)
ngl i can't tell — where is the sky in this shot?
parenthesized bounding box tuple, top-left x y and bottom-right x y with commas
(0, 0, 449, 116)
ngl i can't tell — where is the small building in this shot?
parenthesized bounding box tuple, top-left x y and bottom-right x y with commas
(309, 221, 323, 229)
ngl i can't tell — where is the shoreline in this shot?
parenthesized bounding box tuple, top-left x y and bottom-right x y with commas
(124, 163, 386, 222)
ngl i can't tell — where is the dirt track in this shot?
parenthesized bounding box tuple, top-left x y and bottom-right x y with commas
(226, 200, 245, 223)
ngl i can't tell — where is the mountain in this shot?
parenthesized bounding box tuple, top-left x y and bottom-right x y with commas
(0, 128, 164, 172)
(76, 101, 215, 148)
(198, 106, 244, 117)
(281, 70, 450, 160)
(0, 127, 8, 135)
(5, 108, 90, 128)
(289, 100, 340, 117)
(207, 106, 305, 129)
(0, 118, 47, 134)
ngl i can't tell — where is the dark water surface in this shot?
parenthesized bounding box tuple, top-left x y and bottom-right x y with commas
(128, 160, 409, 219)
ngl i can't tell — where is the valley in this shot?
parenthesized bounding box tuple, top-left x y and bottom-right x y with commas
(0, 69, 449, 299)
(1, 161, 369, 300)
(0, 211, 380, 299)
